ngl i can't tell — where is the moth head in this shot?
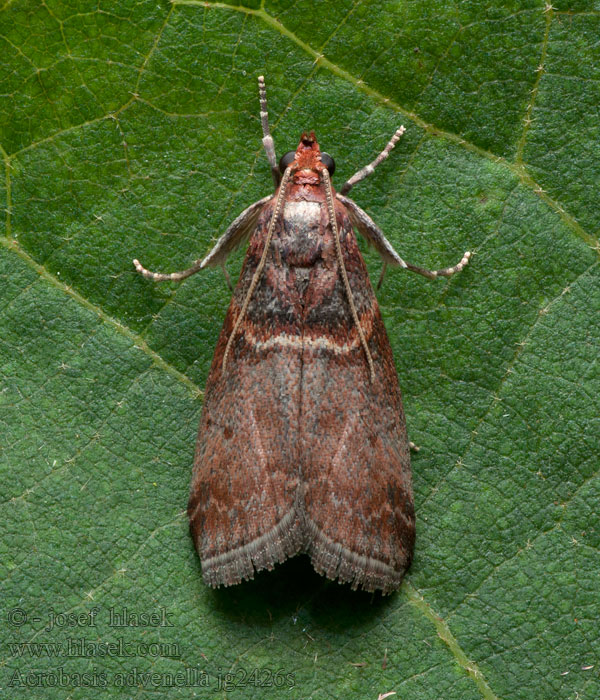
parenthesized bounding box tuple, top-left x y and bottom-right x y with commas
(278, 131, 336, 181)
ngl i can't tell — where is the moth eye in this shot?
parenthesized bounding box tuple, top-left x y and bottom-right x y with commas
(320, 152, 335, 176)
(278, 151, 296, 174)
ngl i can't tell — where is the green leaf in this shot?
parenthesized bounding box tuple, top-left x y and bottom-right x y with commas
(1, 1, 598, 699)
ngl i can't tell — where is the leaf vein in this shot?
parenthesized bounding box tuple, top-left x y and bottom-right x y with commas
(0, 237, 202, 397)
(405, 582, 500, 700)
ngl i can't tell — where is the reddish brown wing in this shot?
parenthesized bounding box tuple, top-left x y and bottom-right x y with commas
(301, 199, 414, 594)
(188, 201, 305, 587)
(189, 194, 413, 593)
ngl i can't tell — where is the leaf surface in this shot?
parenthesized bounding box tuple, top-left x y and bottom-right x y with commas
(1, 1, 598, 698)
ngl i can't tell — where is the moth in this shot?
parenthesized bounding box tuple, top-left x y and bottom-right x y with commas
(134, 76, 470, 594)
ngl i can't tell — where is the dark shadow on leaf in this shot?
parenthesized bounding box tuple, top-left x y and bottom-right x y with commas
(208, 554, 395, 631)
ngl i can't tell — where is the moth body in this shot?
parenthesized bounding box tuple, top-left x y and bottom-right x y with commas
(189, 133, 414, 594)
(133, 78, 471, 594)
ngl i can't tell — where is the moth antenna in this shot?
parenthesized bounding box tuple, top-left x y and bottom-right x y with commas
(222, 166, 292, 371)
(258, 75, 280, 187)
(323, 168, 375, 383)
(340, 126, 406, 195)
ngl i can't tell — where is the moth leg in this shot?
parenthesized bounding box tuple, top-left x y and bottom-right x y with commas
(337, 193, 471, 284)
(258, 75, 280, 187)
(133, 257, 203, 282)
(133, 195, 271, 282)
(403, 250, 471, 280)
(221, 263, 233, 291)
(337, 193, 407, 268)
(339, 126, 406, 195)
(377, 262, 388, 290)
